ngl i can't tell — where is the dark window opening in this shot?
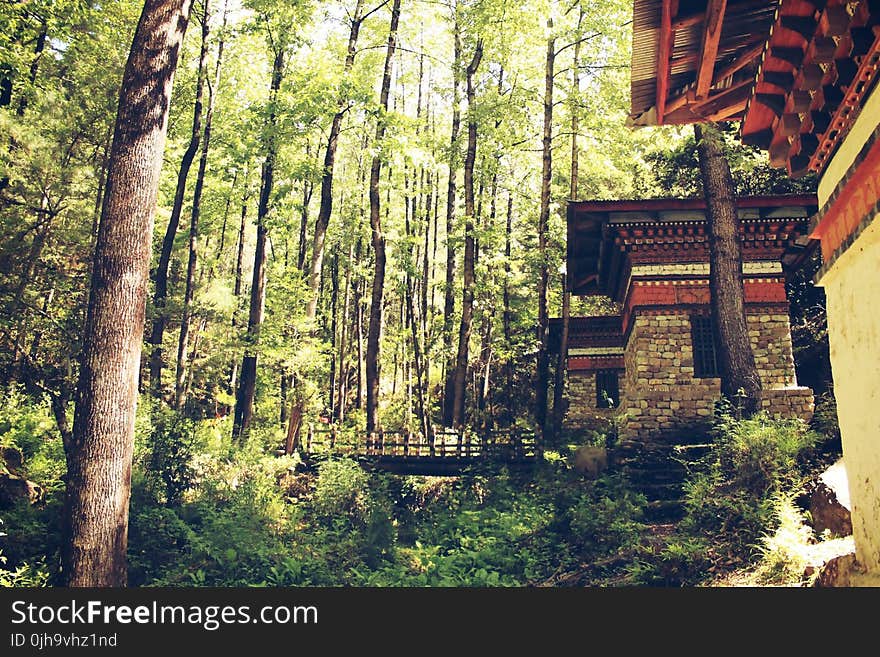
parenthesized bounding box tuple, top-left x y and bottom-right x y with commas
(596, 369, 619, 408)
(691, 315, 719, 378)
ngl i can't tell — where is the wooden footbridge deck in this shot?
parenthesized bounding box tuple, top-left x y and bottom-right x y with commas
(294, 426, 541, 475)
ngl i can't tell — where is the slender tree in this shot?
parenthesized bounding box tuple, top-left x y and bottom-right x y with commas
(441, 10, 461, 427)
(62, 0, 193, 587)
(450, 38, 482, 429)
(551, 8, 582, 437)
(535, 20, 554, 433)
(232, 45, 284, 441)
(148, 1, 209, 395)
(175, 0, 224, 409)
(365, 0, 401, 432)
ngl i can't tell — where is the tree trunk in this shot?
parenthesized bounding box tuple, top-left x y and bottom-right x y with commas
(551, 21, 581, 437)
(365, 0, 401, 433)
(442, 18, 462, 427)
(307, 0, 365, 322)
(63, 0, 192, 587)
(232, 48, 284, 441)
(503, 191, 514, 421)
(227, 181, 249, 397)
(175, 1, 215, 409)
(148, 7, 209, 395)
(451, 39, 482, 429)
(695, 123, 762, 415)
(535, 24, 554, 433)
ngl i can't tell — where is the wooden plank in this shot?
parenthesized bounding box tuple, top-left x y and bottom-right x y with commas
(711, 40, 765, 85)
(656, 0, 676, 124)
(696, 0, 728, 99)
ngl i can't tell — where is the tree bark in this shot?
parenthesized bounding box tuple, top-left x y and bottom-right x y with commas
(450, 39, 482, 429)
(175, 1, 215, 409)
(306, 0, 367, 322)
(441, 15, 461, 427)
(535, 24, 554, 433)
(63, 0, 193, 587)
(232, 48, 284, 441)
(365, 0, 401, 432)
(551, 21, 581, 437)
(695, 122, 762, 416)
(148, 6, 209, 395)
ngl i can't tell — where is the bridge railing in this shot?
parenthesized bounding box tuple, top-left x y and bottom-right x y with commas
(300, 425, 539, 460)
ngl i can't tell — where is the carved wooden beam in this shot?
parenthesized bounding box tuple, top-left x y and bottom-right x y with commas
(696, 0, 728, 99)
(656, 0, 676, 124)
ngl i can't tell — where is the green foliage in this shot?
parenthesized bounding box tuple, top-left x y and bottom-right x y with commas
(147, 411, 198, 506)
(753, 493, 816, 586)
(310, 458, 371, 521)
(663, 411, 824, 582)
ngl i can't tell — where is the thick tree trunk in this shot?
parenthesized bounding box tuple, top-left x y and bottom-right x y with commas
(232, 48, 284, 441)
(63, 0, 192, 587)
(441, 18, 461, 427)
(148, 8, 208, 395)
(365, 0, 401, 432)
(535, 26, 554, 433)
(695, 122, 762, 416)
(450, 39, 482, 429)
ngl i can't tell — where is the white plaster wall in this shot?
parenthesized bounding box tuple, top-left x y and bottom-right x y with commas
(819, 215, 880, 574)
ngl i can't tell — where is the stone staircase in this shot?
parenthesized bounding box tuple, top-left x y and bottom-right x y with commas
(612, 432, 713, 521)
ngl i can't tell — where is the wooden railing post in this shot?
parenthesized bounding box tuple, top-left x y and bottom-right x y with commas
(306, 423, 314, 453)
(404, 430, 411, 457)
(379, 428, 385, 456)
(430, 426, 436, 457)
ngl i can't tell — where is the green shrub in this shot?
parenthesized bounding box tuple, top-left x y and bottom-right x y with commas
(677, 410, 822, 574)
(147, 410, 198, 506)
(310, 458, 370, 522)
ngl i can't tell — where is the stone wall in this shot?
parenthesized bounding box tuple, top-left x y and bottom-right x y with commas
(616, 309, 813, 441)
(566, 371, 618, 428)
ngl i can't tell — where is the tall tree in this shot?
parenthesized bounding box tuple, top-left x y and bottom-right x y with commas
(535, 20, 554, 433)
(147, 0, 210, 395)
(307, 0, 388, 322)
(450, 38, 482, 429)
(551, 7, 583, 437)
(441, 10, 461, 427)
(62, 0, 193, 587)
(175, 0, 223, 409)
(695, 122, 761, 415)
(365, 0, 401, 432)
(232, 42, 284, 441)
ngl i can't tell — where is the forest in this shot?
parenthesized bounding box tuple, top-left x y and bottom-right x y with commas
(0, 0, 843, 588)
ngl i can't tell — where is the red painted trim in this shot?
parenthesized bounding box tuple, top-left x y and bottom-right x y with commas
(810, 136, 880, 262)
(569, 194, 817, 214)
(568, 355, 625, 371)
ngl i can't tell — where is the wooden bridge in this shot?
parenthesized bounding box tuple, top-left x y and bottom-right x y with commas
(294, 425, 541, 475)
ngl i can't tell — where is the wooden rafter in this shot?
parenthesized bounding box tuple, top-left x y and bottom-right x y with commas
(696, 0, 728, 100)
(656, 0, 676, 125)
(712, 39, 765, 85)
(691, 77, 754, 111)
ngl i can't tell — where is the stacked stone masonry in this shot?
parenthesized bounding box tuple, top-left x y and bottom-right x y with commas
(616, 310, 813, 441)
(565, 310, 815, 439)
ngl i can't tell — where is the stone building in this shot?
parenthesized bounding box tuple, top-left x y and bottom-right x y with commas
(561, 195, 817, 442)
(627, 0, 880, 582)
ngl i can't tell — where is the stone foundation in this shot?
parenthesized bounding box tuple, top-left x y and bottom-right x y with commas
(566, 372, 620, 429)
(615, 310, 813, 441)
